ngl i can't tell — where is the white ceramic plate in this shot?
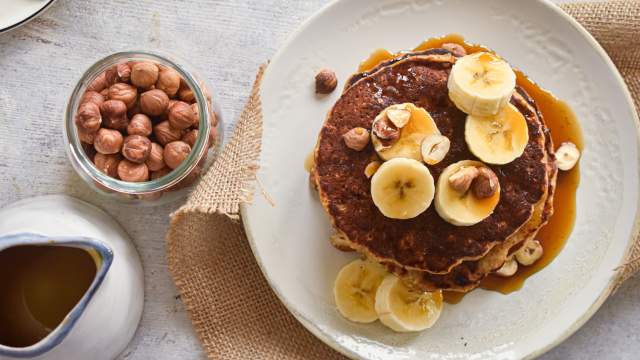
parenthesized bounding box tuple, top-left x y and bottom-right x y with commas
(0, 0, 57, 34)
(242, 0, 640, 358)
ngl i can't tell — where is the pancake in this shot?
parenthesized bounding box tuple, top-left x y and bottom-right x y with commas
(314, 53, 552, 278)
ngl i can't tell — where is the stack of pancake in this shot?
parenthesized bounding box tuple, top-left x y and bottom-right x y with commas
(312, 48, 558, 293)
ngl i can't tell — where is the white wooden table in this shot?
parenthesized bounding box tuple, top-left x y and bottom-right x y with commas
(0, 0, 637, 359)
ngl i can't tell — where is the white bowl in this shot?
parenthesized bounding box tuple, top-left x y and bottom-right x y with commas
(242, 0, 640, 358)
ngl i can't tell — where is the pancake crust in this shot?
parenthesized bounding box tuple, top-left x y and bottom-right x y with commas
(315, 54, 549, 275)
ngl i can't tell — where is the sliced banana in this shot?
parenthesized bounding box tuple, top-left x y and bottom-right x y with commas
(375, 274, 443, 332)
(334, 259, 388, 323)
(435, 160, 500, 226)
(371, 103, 440, 161)
(448, 51, 516, 117)
(371, 158, 435, 219)
(465, 103, 529, 165)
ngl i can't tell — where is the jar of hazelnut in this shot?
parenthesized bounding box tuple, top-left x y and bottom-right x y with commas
(64, 51, 223, 205)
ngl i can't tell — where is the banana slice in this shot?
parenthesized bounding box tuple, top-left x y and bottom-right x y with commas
(371, 158, 435, 219)
(371, 103, 440, 161)
(334, 259, 388, 323)
(375, 274, 443, 332)
(465, 103, 529, 165)
(435, 160, 500, 226)
(448, 52, 516, 117)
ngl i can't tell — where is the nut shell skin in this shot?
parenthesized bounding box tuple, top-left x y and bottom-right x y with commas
(153, 121, 182, 145)
(127, 114, 153, 137)
(131, 62, 159, 88)
(94, 128, 124, 155)
(76, 102, 102, 132)
(117, 63, 131, 83)
(342, 127, 369, 151)
(81, 91, 105, 106)
(122, 135, 152, 163)
(94, 153, 122, 178)
(156, 68, 181, 97)
(100, 100, 129, 131)
(163, 141, 191, 169)
(168, 101, 197, 130)
(178, 80, 195, 103)
(471, 167, 499, 198)
(146, 143, 165, 171)
(140, 89, 169, 116)
(88, 72, 109, 92)
(108, 83, 138, 109)
(117, 160, 149, 182)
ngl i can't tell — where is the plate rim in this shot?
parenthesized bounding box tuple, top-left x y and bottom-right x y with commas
(241, 0, 640, 358)
(0, 0, 58, 34)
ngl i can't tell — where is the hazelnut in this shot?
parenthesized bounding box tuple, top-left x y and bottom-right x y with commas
(108, 83, 138, 109)
(364, 161, 382, 179)
(131, 62, 159, 88)
(168, 101, 197, 130)
(372, 116, 400, 144)
(94, 153, 122, 178)
(421, 134, 450, 165)
(81, 91, 105, 106)
(94, 128, 124, 154)
(471, 167, 499, 198)
(146, 143, 165, 171)
(342, 127, 369, 151)
(315, 68, 338, 94)
(82, 142, 97, 160)
(495, 258, 518, 277)
(190, 103, 214, 129)
(182, 129, 198, 148)
(442, 43, 467, 57)
(150, 167, 171, 180)
(386, 105, 411, 128)
(140, 89, 169, 116)
(448, 166, 480, 194)
(100, 88, 109, 98)
(153, 121, 182, 145)
(163, 141, 191, 169)
(555, 142, 580, 171)
(178, 80, 195, 103)
(100, 100, 129, 130)
(122, 135, 152, 163)
(117, 63, 131, 83)
(117, 160, 149, 182)
(78, 127, 97, 144)
(156, 67, 181, 97)
(75, 102, 102, 132)
(127, 114, 152, 136)
(104, 66, 120, 86)
(514, 239, 543, 266)
(88, 72, 108, 92)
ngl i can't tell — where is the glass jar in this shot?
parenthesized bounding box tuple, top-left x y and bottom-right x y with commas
(64, 51, 223, 205)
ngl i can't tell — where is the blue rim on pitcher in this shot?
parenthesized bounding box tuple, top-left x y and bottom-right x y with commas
(0, 233, 113, 358)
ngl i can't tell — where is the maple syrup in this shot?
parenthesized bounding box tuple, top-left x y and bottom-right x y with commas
(0, 245, 98, 347)
(359, 34, 583, 304)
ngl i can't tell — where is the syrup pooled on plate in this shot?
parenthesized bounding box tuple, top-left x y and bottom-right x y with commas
(0, 245, 98, 347)
(358, 34, 583, 304)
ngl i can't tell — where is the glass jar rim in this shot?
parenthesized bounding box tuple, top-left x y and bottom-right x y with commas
(64, 50, 212, 195)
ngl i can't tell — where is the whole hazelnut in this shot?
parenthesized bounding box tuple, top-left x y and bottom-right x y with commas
(127, 114, 152, 136)
(442, 43, 467, 57)
(75, 102, 102, 132)
(108, 83, 138, 109)
(163, 141, 191, 169)
(82, 142, 97, 160)
(342, 127, 369, 151)
(140, 89, 169, 116)
(117, 63, 131, 83)
(94, 128, 124, 154)
(104, 66, 120, 86)
(100, 88, 109, 98)
(168, 101, 197, 130)
(178, 80, 195, 103)
(122, 135, 152, 163)
(94, 153, 122, 178)
(117, 160, 149, 182)
(315, 68, 338, 94)
(100, 100, 129, 130)
(131, 62, 159, 88)
(156, 68, 181, 97)
(471, 167, 500, 198)
(146, 142, 165, 171)
(153, 121, 182, 145)
(182, 129, 198, 148)
(78, 127, 97, 144)
(88, 72, 108, 92)
(81, 91, 105, 106)
(151, 167, 171, 180)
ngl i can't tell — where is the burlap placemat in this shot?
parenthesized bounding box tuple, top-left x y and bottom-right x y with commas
(167, 2, 640, 358)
